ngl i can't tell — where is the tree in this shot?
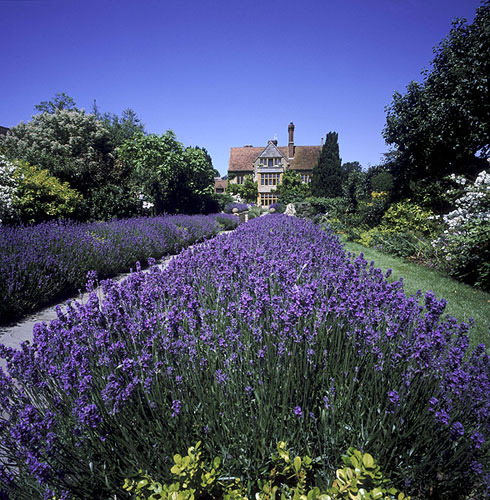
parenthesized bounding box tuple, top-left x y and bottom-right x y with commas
(383, 1, 490, 198)
(274, 169, 310, 204)
(226, 175, 258, 203)
(34, 92, 78, 114)
(0, 109, 126, 219)
(117, 131, 216, 213)
(96, 106, 146, 147)
(310, 132, 343, 197)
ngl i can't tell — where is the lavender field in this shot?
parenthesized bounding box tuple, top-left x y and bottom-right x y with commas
(0, 213, 239, 324)
(0, 215, 488, 499)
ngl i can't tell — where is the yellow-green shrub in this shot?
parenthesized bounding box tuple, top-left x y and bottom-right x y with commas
(12, 160, 82, 223)
(124, 442, 410, 500)
(379, 201, 437, 235)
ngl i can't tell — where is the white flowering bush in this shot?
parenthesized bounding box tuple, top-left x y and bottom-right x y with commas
(0, 154, 20, 224)
(432, 168, 490, 290)
(0, 110, 118, 218)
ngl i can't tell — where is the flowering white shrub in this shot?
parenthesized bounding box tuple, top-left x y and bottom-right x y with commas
(432, 168, 490, 289)
(443, 170, 490, 229)
(0, 154, 20, 225)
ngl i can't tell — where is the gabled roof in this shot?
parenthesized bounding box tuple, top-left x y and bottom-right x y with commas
(258, 142, 285, 159)
(228, 145, 321, 172)
(214, 179, 228, 190)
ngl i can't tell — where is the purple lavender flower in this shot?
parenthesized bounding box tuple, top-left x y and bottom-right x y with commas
(450, 421, 464, 440)
(471, 432, 485, 449)
(294, 406, 303, 418)
(171, 399, 181, 418)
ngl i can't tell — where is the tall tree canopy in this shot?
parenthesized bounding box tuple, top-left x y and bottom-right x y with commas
(310, 132, 343, 197)
(384, 0, 490, 197)
(117, 131, 215, 213)
(0, 110, 115, 199)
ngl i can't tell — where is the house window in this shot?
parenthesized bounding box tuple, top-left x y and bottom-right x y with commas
(301, 174, 311, 184)
(259, 192, 278, 207)
(235, 175, 244, 184)
(268, 158, 273, 166)
(260, 173, 281, 186)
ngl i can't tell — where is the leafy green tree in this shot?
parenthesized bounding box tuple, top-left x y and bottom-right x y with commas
(34, 92, 78, 114)
(12, 160, 82, 224)
(343, 170, 368, 212)
(383, 1, 490, 198)
(0, 109, 115, 200)
(311, 132, 343, 197)
(226, 175, 258, 203)
(0, 107, 139, 219)
(96, 106, 146, 147)
(274, 169, 310, 204)
(342, 161, 361, 178)
(117, 132, 215, 213)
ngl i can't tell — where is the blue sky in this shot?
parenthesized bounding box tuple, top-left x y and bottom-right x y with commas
(1, 0, 483, 175)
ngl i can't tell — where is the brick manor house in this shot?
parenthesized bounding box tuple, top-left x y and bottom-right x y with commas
(224, 122, 322, 207)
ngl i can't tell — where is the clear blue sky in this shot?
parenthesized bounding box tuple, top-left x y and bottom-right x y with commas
(1, 0, 483, 175)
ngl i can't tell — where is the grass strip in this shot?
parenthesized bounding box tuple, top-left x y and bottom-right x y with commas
(342, 239, 490, 349)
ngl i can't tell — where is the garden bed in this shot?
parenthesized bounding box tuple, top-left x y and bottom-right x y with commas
(0, 215, 488, 499)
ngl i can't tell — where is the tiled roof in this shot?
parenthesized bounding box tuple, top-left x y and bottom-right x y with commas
(228, 147, 262, 172)
(214, 179, 228, 189)
(258, 142, 285, 158)
(228, 145, 321, 172)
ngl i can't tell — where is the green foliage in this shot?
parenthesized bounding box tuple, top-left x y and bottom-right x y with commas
(0, 108, 116, 217)
(380, 201, 437, 235)
(227, 176, 258, 204)
(34, 92, 78, 114)
(431, 169, 490, 291)
(328, 449, 409, 500)
(343, 171, 368, 213)
(124, 443, 409, 500)
(248, 206, 264, 220)
(275, 170, 311, 204)
(12, 160, 82, 224)
(356, 195, 389, 229)
(96, 106, 146, 147)
(305, 197, 347, 217)
(370, 171, 393, 195)
(383, 1, 490, 197)
(117, 132, 216, 214)
(311, 132, 343, 198)
(215, 214, 240, 230)
(436, 217, 490, 291)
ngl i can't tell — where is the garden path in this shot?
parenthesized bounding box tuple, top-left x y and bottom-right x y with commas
(0, 254, 175, 371)
(0, 230, 235, 371)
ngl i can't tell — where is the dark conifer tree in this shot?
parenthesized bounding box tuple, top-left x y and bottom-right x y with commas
(310, 131, 343, 197)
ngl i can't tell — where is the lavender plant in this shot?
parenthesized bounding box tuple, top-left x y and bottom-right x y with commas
(0, 216, 488, 499)
(0, 214, 235, 323)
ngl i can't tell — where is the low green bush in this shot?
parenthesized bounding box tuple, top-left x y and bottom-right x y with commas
(124, 442, 410, 500)
(380, 201, 437, 236)
(215, 214, 240, 230)
(248, 206, 264, 220)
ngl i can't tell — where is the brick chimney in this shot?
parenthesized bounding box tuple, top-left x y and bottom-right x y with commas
(288, 122, 295, 158)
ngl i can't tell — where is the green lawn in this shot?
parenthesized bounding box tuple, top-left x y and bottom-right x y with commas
(342, 239, 490, 349)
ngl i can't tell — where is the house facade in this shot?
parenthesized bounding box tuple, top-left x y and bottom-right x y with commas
(227, 122, 321, 206)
